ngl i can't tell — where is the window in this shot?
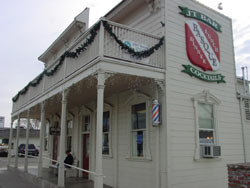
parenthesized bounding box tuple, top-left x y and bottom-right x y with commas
(244, 99, 250, 120)
(192, 90, 220, 160)
(102, 111, 110, 155)
(67, 120, 73, 150)
(198, 103, 215, 145)
(131, 103, 146, 157)
(82, 115, 90, 132)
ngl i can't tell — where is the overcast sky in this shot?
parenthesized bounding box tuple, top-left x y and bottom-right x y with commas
(0, 0, 249, 127)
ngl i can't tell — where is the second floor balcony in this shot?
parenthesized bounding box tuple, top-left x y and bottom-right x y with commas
(12, 19, 165, 114)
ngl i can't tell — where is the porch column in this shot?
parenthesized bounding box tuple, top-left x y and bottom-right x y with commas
(7, 119, 14, 169)
(38, 102, 45, 177)
(14, 116, 20, 168)
(94, 72, 106, 188)
(24, 110, 30, 173)
(58, 90, 68, 188)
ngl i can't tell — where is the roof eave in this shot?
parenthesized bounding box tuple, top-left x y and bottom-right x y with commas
(38, 8, 90, 64)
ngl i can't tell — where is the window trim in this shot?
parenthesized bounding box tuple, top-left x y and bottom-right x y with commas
(82, 115, 91, 134)
(101, 102, 113, 158)
(124, 92, 152, 161)
(66, 119, 73, 150)
(102, 110, 111, 156)
(79, 105, 94, 179)
(192, 90, 220, 160)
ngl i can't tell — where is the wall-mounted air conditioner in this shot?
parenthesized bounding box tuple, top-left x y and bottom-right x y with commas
(201, 145, 221, 158)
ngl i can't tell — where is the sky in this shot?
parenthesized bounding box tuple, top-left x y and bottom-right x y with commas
(0, 0, 250, 127)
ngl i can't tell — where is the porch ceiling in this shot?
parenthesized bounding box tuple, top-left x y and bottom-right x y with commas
(66, 73, 155, 110)
(17, 73, 155, 119)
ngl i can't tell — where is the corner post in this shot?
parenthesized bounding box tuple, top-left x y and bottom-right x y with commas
(58, 89, 68, 187)
(7, 119, 14, 168)
(94, 71, 107, 188)
(38, 102, 46, 177)
(24, 109, 30, 172)
(14, 115, 20, 168)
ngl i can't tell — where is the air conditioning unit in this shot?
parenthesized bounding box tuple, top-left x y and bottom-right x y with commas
(201, 145, 221, 158)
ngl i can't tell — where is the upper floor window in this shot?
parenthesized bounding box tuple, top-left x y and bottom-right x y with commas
(131, 103, 146, 157)
(103, 111, 110, 155)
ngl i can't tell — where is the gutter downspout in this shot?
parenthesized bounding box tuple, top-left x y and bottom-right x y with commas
(242, 67, 246, 95)
(246, 67, 249, 94)
(239, 95, 247, 162)
(164, 0, 170, 188)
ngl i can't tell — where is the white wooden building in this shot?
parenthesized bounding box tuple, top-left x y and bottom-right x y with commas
(9, 0, 250, 188)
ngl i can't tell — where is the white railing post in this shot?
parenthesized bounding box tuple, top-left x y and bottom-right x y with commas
(94, 71, 106, 188)
(99, 20, 104, 57)
(24, 109, 30, 173)
(38, 102, 45, 177)
(58, 89, 68, 188)
(14, 115, 20, 168)
(7, 119, 14, 168)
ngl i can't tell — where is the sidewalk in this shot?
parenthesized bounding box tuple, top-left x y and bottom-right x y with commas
(0, 168, 41, 188)
(5, 166, 113, 188)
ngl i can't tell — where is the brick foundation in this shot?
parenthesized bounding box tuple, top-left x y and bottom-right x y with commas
(227, 163, 250, 188)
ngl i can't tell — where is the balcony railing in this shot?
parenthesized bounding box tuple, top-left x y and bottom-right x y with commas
(12, 19, 165, 113)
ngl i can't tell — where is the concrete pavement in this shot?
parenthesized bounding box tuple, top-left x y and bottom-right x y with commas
(0, 169, 41, 188)
(0, 156, 112, 188)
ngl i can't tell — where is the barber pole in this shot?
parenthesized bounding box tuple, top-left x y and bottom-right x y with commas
(152, 100, 160, 126)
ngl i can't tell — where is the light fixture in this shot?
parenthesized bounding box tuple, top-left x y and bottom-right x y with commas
(218, 2, 223, 10)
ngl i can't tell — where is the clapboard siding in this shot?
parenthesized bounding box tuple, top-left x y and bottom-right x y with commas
(114, 90, 156, 188)
(114, 2, 163, 36)
(39, 0, 246, 188)
(165, 0, 243, 188)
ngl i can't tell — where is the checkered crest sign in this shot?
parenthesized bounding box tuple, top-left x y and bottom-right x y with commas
(185, 20, 220, 72)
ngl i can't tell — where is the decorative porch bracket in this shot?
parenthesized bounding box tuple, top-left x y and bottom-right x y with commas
(154, 79, 165, 94)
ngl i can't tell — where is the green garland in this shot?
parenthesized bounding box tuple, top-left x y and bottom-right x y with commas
(13, 20, 164, 103)
(12, 22, 101, 102)
(102, 21, 164, 58)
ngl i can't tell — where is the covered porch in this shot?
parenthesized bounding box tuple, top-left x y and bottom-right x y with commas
(9, 18, 165, 188)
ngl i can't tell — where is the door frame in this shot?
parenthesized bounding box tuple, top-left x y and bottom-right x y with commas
(82, 133, 90, 177)
(79, 113, 92, 179)
(52, 135, 58, 164)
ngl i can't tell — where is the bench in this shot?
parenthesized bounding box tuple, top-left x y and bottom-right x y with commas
(49, 160, 78, 178)
(65, 159, 78, 178)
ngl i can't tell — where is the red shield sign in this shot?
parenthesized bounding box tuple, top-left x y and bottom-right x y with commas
(185, 20, 220, 71)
